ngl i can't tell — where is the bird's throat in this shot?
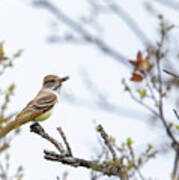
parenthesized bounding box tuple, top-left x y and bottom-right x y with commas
(43, 88, 60, 99)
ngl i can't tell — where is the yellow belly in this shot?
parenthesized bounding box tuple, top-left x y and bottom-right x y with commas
(34, 109, 53, 122)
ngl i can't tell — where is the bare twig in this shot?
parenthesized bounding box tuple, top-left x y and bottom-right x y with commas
(163, 69, 179, 79)
(30, 122, 129, 180)
(128, 88, 160, 118)
(44, 150, 126, 178)
(57, 171, 69, 180)
(32, 0, 130, 67)
(156, 0, 179, 12)
(57, 127, 73, 156)
(144, 72, 158, 106)
(63, 91, 150, 120)
(0, 143, 9, 153)
(62, 171, 69, 180)
(172, 152, 179, 180)
(97, 124, 117, 161)
(30, 123, 65, 154)
(173, 109, 179, 120)
(155, 24, 178, 144)
(90, 170, 101, 180)
(155, 21, 179, 179)
(105, 0, 151, 45)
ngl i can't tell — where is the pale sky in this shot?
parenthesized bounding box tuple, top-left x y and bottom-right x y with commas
(0, 0, 179, 179)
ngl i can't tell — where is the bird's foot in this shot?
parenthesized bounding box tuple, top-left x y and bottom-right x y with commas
(30, 122, 40, 129)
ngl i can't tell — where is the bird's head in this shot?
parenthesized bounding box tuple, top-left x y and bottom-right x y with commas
(43, 75, 69, 91)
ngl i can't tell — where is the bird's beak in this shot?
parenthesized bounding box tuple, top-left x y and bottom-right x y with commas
(59, 76, 69, 83)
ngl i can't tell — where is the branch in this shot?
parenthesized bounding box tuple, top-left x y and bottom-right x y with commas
(156, 0, 179, 12)
(97, 124, 117, 161)
(0, 143, 9, 153)
(30, 123, 65, 154)
(105, 0, 151, 45)
(163, 69, 179, 79)
(155, 20, 179, 179)
(122, 80, 160, 118)
(32, 0, 130, 67)
(173, 109, 179, 120)
(155, 24, 178, 144)
(57, 127, 73, 156)
(172, 152, 179, 180)
(44, 150, 127, 179)
(30, 123, 129, 180)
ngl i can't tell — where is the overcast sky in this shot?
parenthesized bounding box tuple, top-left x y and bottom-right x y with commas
(0, 0, 179, 179)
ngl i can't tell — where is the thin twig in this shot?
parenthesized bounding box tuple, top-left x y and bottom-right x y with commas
(129, 90, 160, 118)
(155, 26, 178, 144)
(163, 69, 179, 79)
(97, 124, 117, 161)
(172, 152, 179, 179)
(173, 109, 179, 120)
(44, 150, 125, 178)
(32, 0, 130, 67)
(128, 144, 146, 180)
(144, 72, 158, 106)
(57, 127, 73, 156)
(62, 171, 69, 180)
(155, 23, 179, 179)
(105, 0, 151, 44)
(156, 0, 179, 12)
(30, 123, 128, 179)
(30, 123, 65, 154)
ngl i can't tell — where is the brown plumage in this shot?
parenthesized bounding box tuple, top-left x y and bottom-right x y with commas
(0, 75, 69, 138)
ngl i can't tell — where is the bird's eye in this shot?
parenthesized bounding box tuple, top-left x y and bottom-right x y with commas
(44, 79, 56, 87)
(46, 79, 56, 83)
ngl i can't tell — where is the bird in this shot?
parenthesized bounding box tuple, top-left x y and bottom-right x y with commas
(16, 74, 69, 123)
(0, 75, 69, 138)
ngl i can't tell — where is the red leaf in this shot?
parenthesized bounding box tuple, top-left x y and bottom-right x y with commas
(129, 51, 151, 72)
(130, 73, 143, 82)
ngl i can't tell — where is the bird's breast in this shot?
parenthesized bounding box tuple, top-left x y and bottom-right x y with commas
(34, 109, 53, 122)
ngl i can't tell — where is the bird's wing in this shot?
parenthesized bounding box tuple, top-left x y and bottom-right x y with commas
(33, 92, 57, 112)
(15, 92, 57, 122)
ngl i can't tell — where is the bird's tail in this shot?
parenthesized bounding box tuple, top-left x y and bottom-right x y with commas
(0, 111, 42, 139)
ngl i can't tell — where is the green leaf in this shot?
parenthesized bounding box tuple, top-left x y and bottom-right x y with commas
(166, 24, 175, 31)
(158, 14, 164, 19)
(136, 88, 147, 98)
(176, 125, 179, 130)
(148, 144, 153, 150)
(126, 161, 133, 169)
(126, 137, 133, 146)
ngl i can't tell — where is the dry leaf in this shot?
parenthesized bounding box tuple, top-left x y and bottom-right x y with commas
(129, 51, 151, 73)
(130, 73, 143, 82)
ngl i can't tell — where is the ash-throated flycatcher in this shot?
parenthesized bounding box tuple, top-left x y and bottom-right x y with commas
(0, 75, 69, 138)
(16, 75, 69, 123)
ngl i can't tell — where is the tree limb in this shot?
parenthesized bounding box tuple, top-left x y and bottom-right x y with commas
(30, 123, 129, 180)
(44, 150, 125, 178)
(32, 0, 130, 67)
(105, 0, 151, 45)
